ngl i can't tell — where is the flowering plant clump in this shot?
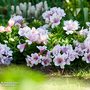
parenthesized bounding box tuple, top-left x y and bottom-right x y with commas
(10, 14, 26, 28)
(63, 19, 80, 35)
(0, 43, 13, 65)
(1, 4, 90, 69)
(18, 25, 50, 45)
(42, 7, 66, 28)
(26, 46, 52, 67)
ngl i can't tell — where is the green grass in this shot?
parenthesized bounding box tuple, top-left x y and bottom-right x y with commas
(0, 64, 90, 90)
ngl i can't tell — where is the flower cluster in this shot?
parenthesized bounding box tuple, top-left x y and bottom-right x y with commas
(26, 44, 79, 69)
(10, 14, 26, 28)
(26, 46, 52, 67)
(42, 7, 66, 28)
(0, 43, 13, 65)
(63, 19, 80, 34)
(11, 1, 48, 19)
(18, 25, 50, 45)
(52, 44, 78, 68)
(77, 27, 88, 36)
(0, 20, 14, 33)
(74, 34, 90, 64)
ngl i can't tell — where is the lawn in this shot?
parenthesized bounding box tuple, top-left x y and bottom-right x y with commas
(0, 64, 90, 90)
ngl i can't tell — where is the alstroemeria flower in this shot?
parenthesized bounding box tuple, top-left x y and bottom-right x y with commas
(63, 19, 79, 34)
(41, 56, 52, 67)
(37, 46, 47, 54)
(8, 20, 14, 27)
(25, 55, 34, 67)
(53, 54, 65, 69)
(5, 26, 12, 33)
(31, 53, 41, 65)
(82, 52, 90, 63)
(0, 26, 5, 33)
(17, 43, 26, 52)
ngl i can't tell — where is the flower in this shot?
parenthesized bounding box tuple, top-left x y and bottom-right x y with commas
(8, 20, 14, 27)
(37, 46, 47, 54)
(42, 7, 65, 28)
(25, 55, 34, 67)
(31, 53, 41, 65)
(5, 26, 12, 33)
(63, 19, 79, 34)
(17, 43, 26, 52)
(61, 44, 72, 53)
(50, 13, 61, 28)
(41, 56, 52, 67)
(10, 15, 25, 25)
(53, 54, 65, 69)
(86, 22, 90, 27)
(77, 27, 88, 36)
(74, 47, 84, 56)
(15, 23, 21, 28)
(82, 52, 90, 63)
(0, 26, 5, 33)
(52, 44, 61, 56)
(18, 26, 31, 36)
(67, 50, 78, 61)
(0, 43, 13, 65)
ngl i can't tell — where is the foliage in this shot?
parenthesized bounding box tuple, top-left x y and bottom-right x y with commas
(62, 0, 90, 28)
(0, 1, 90, 70)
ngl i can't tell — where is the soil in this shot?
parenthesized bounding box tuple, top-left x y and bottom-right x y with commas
(32, 65, 74, 75)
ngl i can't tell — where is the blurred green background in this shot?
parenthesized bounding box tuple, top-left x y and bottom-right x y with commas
(0, 0, 90, 28)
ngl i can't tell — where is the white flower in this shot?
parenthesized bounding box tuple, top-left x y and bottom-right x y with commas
(52, 44, 61, 56)
(41, 56, 52, 67)
(53, 54, 65, 69)
(26, 55, 34, 67)
(86, 22, 90, 27)
(63, 19, 79, 34)
(82, 52, 90, 63)
(31, 53, 41, 65)
(36, 46, 47, 54)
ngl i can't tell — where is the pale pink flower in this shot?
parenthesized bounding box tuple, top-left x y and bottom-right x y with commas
(82, 52, 90, 63)
(61, 44, 73, 53)
(25, 40, 32, 45)
(25, 31, 38, 42)
(62, 53, 70, 65)
(0, 26, 5, 33)
(53, 54, 65, 69)
(67, 50, 78, 61)
(31, 53, 41, 65)
(77, 27, 88, 36)
(8, 20, 14, 27)
(52, 44, 61, 56)
(26, 55, 34, 67)
(5, 26, 12, 33)
(21, 24, 27, 28)
(18, 26, 31, 36)
(36, 46, 47, 54)
(57, 7, 66, 17)
(63, 19, 79, 34)
(17, 43, 26, 52)
(73, 40, 80, 47)
(15, 23, 21, 28)
(50, 13, 61, 28)
(41, 56, 52, 67)
(86, 22, 90, 27)
(75, 47, 84, 56)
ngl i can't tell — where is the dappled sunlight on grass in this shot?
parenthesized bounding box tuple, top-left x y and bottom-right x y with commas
(40, 77, 90, 90)
(0, 65, 90, 90)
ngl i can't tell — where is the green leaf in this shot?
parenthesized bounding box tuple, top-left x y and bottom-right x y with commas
(83, 7, 88, 23)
